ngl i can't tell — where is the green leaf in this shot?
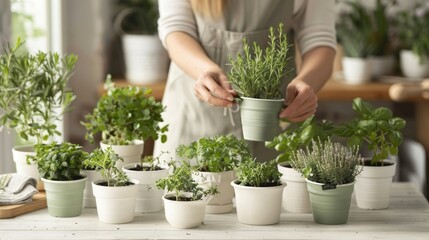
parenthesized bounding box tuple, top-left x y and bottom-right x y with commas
(373, 107, 393, 120)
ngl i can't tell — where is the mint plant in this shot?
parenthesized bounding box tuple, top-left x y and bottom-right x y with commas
(235, 159, 282, 187)
(82, 75, 168, 145)
(176, 134, 251, 172)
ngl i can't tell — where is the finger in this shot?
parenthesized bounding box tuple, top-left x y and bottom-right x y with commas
(280, 88, 317, 118)
(194, 83, 233, 107)
(285, 84, 297, 106)
(285, 109, 316, 123)
(281, 97, 318, 119)
(201, 73, 234, 101)
(218, 75, 238, 95)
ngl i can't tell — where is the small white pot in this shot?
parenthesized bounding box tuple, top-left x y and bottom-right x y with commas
(369, 55, 395, 79)
(92, 179, 139, 224)
(231, 180, 286, 225)
(342, 57, 372, 84)
(354, 160, 396, 210)
(162, 194, 206, 229)
(193, 170, 235, 214)
(100, 140, 144, 170)
(277, 162, 311, 213)
(12, 145, 43, 190)
(400, 50, 429, 79)
(82, 169, 103, 208)
(122, 163, 169, 213)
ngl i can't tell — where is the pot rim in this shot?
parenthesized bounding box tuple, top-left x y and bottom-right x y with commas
(240, 97, 284, 102)
(231, 180, 286, 189)
(305, 179, 355, 187)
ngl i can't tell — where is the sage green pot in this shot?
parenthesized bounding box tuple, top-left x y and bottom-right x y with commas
(42, 176, 87, 217)
(306, 179, 354, 225)
(239, 97, 284, 141)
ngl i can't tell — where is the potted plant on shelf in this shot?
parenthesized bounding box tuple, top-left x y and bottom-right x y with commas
(156, 161, 218, 229)
(291, 139, 363, 225)
(0, 39, 77, 189)
(30, 142, 87, 217)
(176, 134, 251, 214)
(84, 147, 139, 224)
(334, 98, 406, 209)
(122, 154, 169, 213)
(82, 75, 168, 170)
(228, 23, 291, 141)
(231, 159, 285, 225)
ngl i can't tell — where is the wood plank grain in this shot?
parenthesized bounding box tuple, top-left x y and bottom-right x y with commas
(0, 192, 46, 219)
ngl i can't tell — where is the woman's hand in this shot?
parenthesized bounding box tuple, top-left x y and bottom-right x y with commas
(193, 68, 237, 107)
(279, 79, 318, 122)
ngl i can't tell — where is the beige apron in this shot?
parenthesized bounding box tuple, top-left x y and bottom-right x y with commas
(154, 0, 296, 162)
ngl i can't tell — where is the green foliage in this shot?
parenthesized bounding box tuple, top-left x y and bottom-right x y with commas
(116, 0, 159, 35)
(176, 134, 252, 172)
(82, 75, 168, 145)
(30, 142, 87, 181)
(266, 116, 335, 163)
(334, 98, 406, 166)
(155, 161, 218, 201)
(235, 159, 282, 187)
(83, 147, 129, 187)
(228, 23, 291, 99)
(291, 139, 363, 186)
(0, 39, 77, 143)
(135, 154, 166, 171)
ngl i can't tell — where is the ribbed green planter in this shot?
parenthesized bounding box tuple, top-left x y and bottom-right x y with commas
(42, 176, 87, 217)
(306, 179, 354, 225)
(239, 97, 284, 141)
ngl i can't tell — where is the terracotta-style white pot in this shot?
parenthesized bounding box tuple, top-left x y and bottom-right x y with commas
(82, 169, 103, 208)
(162, 194, 206, 229)
(193, 170, 235, 214)
(100, 140, 144, 170)
(122, 163, 169, 213)
(92, 179, 139, 224)
(369, 55, 395, 79)
(342, 57, 372, 84)
(277, 162, 311, 213)
(400, 50, 429, 79)
(354, 160, 396, 209)
(231, 180, 285, 225)
(12, 145, 43, 190)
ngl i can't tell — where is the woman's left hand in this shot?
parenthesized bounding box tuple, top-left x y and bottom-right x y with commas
(279, 79, 318, 122)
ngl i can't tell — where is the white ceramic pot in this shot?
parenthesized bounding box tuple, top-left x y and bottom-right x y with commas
(342, 57, 372, 84)
(92, 179, 139, 224)
(122, 163, 169, 213)
(162, 194, 206, 229)
(12, 145, 43, 190)
(354, 160, 396, 210)
(277, 162, 311, 213)
(231, 180, 286, 225)
(400, 50, 429, 79)
(100, 140, 144, 170)
(369, 55, 395, 79)
(193, 170, 235, 214)
(82, 169, 103, 208)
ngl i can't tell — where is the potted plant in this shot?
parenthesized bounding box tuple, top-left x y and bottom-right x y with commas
(290, 139, 363, 225)
(231, 159, 285, 225)
(266, 116, 334, 213)
(82, 164, 103, 208)
(122, 154, 169, 213)
(334, 98, 406, 209)
(0, 39, 77, 189)
(228, 23, 290, 141)
(82, 75, 168, 170)
(176, 134, 251, 214)
(84, 147, 139, 224)
(29, 142, 87, 217)
(113, 0, 169, 84)
(396, 3, 429, 79)
(156, 161, 218, 229)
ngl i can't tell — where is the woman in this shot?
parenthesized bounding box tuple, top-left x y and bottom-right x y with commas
(154, 0, 336, 161)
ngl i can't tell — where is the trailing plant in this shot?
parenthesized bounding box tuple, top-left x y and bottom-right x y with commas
(334, 98, 406, 166)
(291, 138, 363, 188)
(155, 161, 218, 201)
(30, 142, 87, 181)
(82, 75, 168, 145)
(83, 147, 129, 187)
(176, 134, 251, 172)
(0, 38, 77, 143)
(228, 23, 290, 99)
(235, 159, 282, 187)
(116, 0, 159, 35)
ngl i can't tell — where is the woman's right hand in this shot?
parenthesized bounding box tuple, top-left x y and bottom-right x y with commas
(193, 68, 237, 107)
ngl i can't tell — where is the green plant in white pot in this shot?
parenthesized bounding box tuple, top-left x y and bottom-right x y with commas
(291, 138, 363, 225)
(30, 142, 87, 217)
(84, 147, 139, 224)
(231, 159, 285, 225)
(82, 76, 168, 169)
(156, 161, 218, 229)
(0, 39, 77, 189)
(176, 134, 251, 214)
(228, 23, 290, 141)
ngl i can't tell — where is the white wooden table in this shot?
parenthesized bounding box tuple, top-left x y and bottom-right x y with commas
(0, 183, 428, 240)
